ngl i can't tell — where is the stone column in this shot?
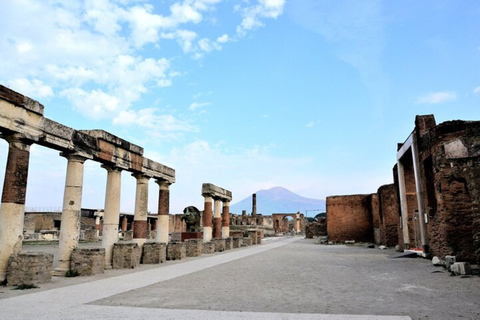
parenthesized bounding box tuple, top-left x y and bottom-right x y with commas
(213, 198, 222, 238)
(54, 153, 87, 276)
(133, 173, 149, 247)
(101, 164, 122, 268)
(0, 135, 32, 281)
(397, 160, 410, 249)
(222, 201, 230, 238)
(156, 180, 170, 243)
(95, 215, 100, 238)
(203, 196, 213, 242)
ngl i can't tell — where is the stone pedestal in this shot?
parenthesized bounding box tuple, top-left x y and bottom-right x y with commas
(243, 237, 253, 246)
(247, 230, 258, 245)
(167, 242, 186, 260)
(185, 239, 203, 257)
(213, 238, 226, 252)
(112, 243, 141, 269)
(142, 242, 166, 264)
(70, 248, 105, 276)
(232, 237, 243, 248)
(181, 232, 203, 241)
(203, 242, 215, 254)
(6, 252, 53, 286)
(225, 237, 233, 250)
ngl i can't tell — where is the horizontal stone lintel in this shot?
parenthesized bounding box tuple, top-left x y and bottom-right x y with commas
(202, 183, 232, 201)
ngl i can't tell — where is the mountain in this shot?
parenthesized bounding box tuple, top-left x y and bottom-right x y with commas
(229, 186, 326, 217)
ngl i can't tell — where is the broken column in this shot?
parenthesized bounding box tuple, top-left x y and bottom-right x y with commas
(54, 152, 89, 276)
(156, 179, 170, 244)
(0, 134, 33, 281)
(213, 198, 222, 239)
(222, 200, 230, 238)
(203, 196, 213, 242)
(101, 164, 122, 269)
(132, 173, 149, 247)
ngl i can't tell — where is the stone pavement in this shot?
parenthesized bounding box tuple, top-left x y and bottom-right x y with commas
(1, 237, 478, 319)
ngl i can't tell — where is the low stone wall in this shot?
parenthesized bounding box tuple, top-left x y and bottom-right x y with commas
(247, 230, 258, 245)
(232, 237, 243, 248)
(113, 243, 141, 269)
(213, 239, 226, 252)
(203, 242, 215, 254)
(225, 237, 233, 250)
(6, 252, 53, 286)
(70, 248, 105, 276)
(185, 239, 203, 257)
(243, 237, 253, 246)
(167, 242, 186, 260)
(142, 242, 166, 264)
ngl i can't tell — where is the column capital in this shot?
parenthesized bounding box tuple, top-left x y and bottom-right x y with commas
(155, 179, 171, 189)
(101, 163, 123, 173)
(132, 172, 151, 181)
(3, 133, 34, 150)
(60, 151, 90, 164)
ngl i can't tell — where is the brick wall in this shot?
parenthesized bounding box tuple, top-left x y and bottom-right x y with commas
(377, 184, 400, 246)
(326, 194, 374, 243)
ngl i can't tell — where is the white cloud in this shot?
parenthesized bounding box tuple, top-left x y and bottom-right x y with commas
(306, 121, 315, 128)
(7, 78, 54, 98)
(236, 0, 285, 36)
(416, 91, 457, 105)
(474, 86, 480, 94)
(61, 88, 123, 120)
(189, 102, 211, 110)
(217, 34, 229, 43)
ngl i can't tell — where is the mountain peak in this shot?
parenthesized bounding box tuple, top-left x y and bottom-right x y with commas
(230, 186, 325, 215)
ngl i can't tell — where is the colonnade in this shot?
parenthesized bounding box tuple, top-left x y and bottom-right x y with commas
(201, 183, 232, 242)
(0, 85, 175, 280)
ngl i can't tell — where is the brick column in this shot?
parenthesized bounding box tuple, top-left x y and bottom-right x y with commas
(101, 164, 122, 268)
(133, 173, 149, 247)
(213, 198, 222, 238)
(54, 153, 87, 276)
(203, 196, 213, 242)
(222, 200, 230, 238)
(155, 180, 170, 243)
(0, 135, 32, 281)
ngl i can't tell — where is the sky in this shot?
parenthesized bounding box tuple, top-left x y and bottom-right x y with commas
(0, 0, 479, 214)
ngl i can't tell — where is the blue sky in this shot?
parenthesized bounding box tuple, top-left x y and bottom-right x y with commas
(1, 0, 479, 214)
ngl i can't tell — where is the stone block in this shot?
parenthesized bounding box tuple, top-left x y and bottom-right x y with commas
(450, 262, 472, 275)
(6, 252, 53, 286)
(243, 237, 253, 246)
(445, 255, 456, 271)
(142, 242, 166, 264)
(185, 239, 203, 257)
(232, 237, 243, 248)
(70, 248, 105, 276)
(213, 239, 226, 252)
(225, 237, 233, 250)
(113, 243, 141, 269)
(167, 242, 186, 260)
(203, 242, 215, 254)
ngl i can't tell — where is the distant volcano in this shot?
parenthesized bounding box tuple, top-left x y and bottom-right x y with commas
(229, 186, 325, 217)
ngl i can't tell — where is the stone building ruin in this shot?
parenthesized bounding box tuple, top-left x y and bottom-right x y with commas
(326, 115, 480, 264)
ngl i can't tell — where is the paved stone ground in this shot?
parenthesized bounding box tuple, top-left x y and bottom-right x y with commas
(1, 237, 478, 319)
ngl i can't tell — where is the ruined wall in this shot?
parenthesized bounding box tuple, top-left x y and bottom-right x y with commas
(368, 194, 380, 244)
(377, 184, 400, 246)
(418, 120, 480, 263)
(393, 165, 405, 250)
(326, 195, 374, 243)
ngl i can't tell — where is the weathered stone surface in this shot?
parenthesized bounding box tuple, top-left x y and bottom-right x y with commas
(201, 183, 232, 201)
(6, 252, 53, 286)
(450, 262, 472, 275)
(185, 239, 203, 257)
(232, 237, 243, 248)
(224, 237, 233, 250)
(212, 238, 225, 252)
(142, 242, 166, 264)
(167, 242, 186, 260)
(203, 242, 215, 254)
(243, 237, 253, 246)
(70, 248, 105, 276)
(326, 194, 374, 243)
(305, 217, 327, 238)
(377, 184, 399, 247)
(112, 243, 141, 269)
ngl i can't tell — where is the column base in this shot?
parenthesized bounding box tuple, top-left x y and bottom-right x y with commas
(53, 267, 69, 277)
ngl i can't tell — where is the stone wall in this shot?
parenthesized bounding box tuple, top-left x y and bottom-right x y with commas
(377, 184, 400, 246)
(6, 252, 53, 286)
(142, 242, 166, 264)
(185, 239, 203, 257)
(112, 243, 141, 269)
(167, 242, 186, 260)
(326, 194, 374, 243)
(70, 248, 105, 276)
(213, 239, 225, 252)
